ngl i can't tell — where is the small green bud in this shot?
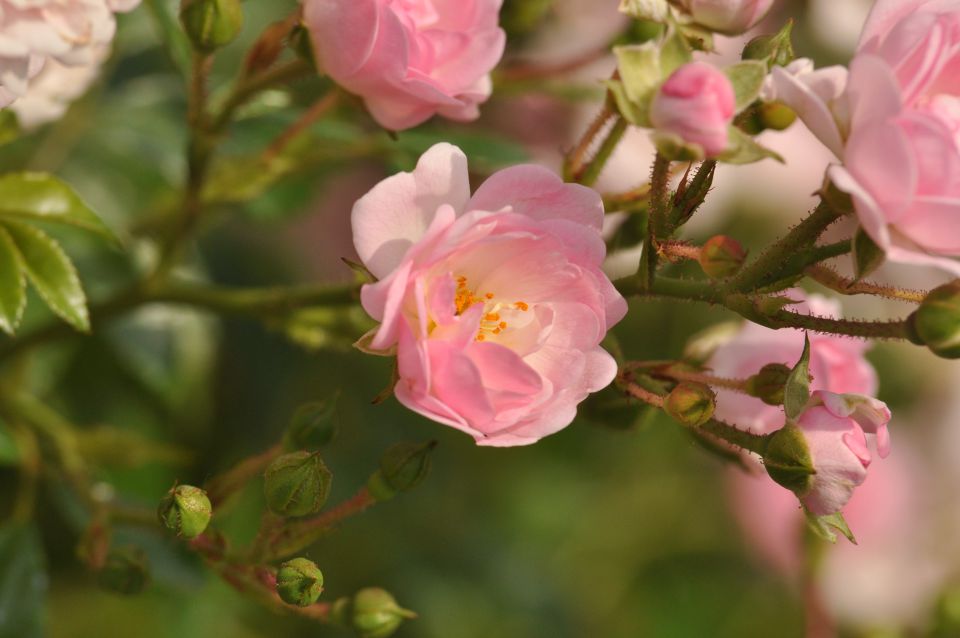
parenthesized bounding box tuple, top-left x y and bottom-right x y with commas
(97, 547, 150, 595)
(746, 363, 791, 406)
(698, 235, 746, 279)
(742, 21, 794, 69)
(179, 0, 243, 53)
(284, 399, 338, 451)
(912, 280, 960, 358)
(352, 588, 417, 638)
(762, 424, 815, 494)
(367, 441, 437, 502)
(263, 451, 332, 517)
(664, 381, 716, 427)
(758, 101, 797, 131)
(276, 557, 324, 607)
(158, 484, 212, 539)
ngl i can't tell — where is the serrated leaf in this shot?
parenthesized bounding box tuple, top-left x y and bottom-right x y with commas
(0, 226, 25, 335)
(0, 523, 47, 638)
(718, 126, 784, 165)
(2, 221, 89, 332)
(0, 173, 119, 246)
(804, 509, 857, 544)
(784, 334, 811, 420)
(853, 226, 885, 281)
(723, 61, 767, 112)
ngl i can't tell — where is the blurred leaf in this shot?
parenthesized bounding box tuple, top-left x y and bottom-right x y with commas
(718, 127, 784, 165)
(0, 421, 19, 465)
(76, 426, 193, 468)
(783, 335, 811, 420)
(0, 226, 25, 335)
(0, 111, 20, 148)
(804, 509, 856, 544)
(389, 129, 529, 174)
(0, 173, 120, 245)
(143, 0, 192, 77)
(2, 220, 89, 332)
(723, 61, 767, 112)
(0, 524, 47, 638)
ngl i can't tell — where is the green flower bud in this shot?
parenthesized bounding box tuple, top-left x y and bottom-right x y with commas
(758, 101, 797, 131)
(263, 451, 332, 517)
(664, 381, 716, 427)
(284, 399, 338, 451)
(742, 21, 794, 69)
(367, 441, 437, 501)
(179, 0, 243, 53)
(158, 485, 212, 539)
(97, 547, 150, 595)
(698, 235, 746, 279)
(352, 588, 417, 638)
(762, 424, 815, 494)
(276, 557, 324, 607)
(746, 363, 791, 406)
(911, 281, 960, 359)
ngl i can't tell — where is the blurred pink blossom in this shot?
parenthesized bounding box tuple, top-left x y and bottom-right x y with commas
(0, 0, 139, 109)
(303, 0, 505, 131)
(352, 143, 626, 446)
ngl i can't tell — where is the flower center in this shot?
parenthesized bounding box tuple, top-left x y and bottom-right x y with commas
(454, 276, 529, 341)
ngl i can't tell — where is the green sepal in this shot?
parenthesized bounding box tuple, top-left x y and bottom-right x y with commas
(804, 509, 857, 544)
(852, 226, 885, 281)
(784, 334, 812, 420)
(723, 61, 768, 112)
(718, 127, 784, 165)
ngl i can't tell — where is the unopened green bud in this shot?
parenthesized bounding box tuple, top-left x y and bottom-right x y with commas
(746, 363, 791, 406)
(97, 547, 149, 595)
(762, 424, 815, 494)
(698, 235, 746, 279)
(263, 451, 332, 517)
(911, 281, 960, 358)
(179, 0, 243, 53)
(367, 441, 437, 502)
(352, 588, 417, 638)
(758, 101, 797, 131)
(284, 399, 338, 451)
(158, 484, 212, 539)
(664, 381, 716, 427)
(276, 557, 324, 607)
(742, 21, 794, 69)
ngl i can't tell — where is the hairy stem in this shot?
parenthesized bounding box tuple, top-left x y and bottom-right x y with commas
(805, 265, 926, 303)
(578, 116, 627, 187)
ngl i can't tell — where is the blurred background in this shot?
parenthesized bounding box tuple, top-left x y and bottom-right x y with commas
(2, 1, 960, 637)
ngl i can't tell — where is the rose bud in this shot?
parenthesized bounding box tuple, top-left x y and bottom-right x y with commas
(284, 398, 339, 451)
(179, 0, 243, 53)
(745, 363, 791, 406)
(764, 391, 891, 515)
(158, 484, 212, 539)
(367, 441, 437, 502)
(664, 381, 716, 427)
(263, 451, 332, 518)
(698, 235, 746, 279)
(352, 587, 417, 638)
(910, 280, 960, 359)
(679, 0, 775, 35)
(276, 557, 324, 607)
(650, 62, 736, 158)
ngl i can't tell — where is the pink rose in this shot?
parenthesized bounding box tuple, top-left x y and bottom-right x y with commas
(351, 143, 627, 446)
(680, 0, 774, 35)
(773, 0, 960, 274)
(649, 61, 736, 157)
(0, 0, 140, 108)
(303, 0, 506, 131)
(792, 391, 892, 516)
(707, 294, 877, 434)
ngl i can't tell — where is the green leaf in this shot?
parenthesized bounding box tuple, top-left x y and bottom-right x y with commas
(0, 226, 26, 335)
(606, 79, 651, 127)
(804, 509, 857, 544)
(0, 420, 19, 466)
(659, 25, 693, 76)
(3, 221, 90, 332)
(0, 173, 119, 246)
(853, 226, 885, 281)
(615, 44, 663, 104)
(723, 61, 768, 112)
(0, 110, 21, 148)
(718, 127, 784, 165)
(783, 334, 812, 420)
(0, 524, 47, 638)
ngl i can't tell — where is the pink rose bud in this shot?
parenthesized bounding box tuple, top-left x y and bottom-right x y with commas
(782, 390, 891, 516)
(350, 143, 627, 446)
(649, 62, 736, 157)
(680, 0, 774, 35)
(302, 0, 506, 131)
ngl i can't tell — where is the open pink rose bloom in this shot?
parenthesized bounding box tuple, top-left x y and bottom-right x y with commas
(303, 0, 506, 131)
(352, 143, 627, 446)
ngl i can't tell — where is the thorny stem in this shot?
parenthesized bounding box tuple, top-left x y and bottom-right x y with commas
(205, 443, 283, 508)
(578, 115, 628, 187)
(658, 240, 701, 263)
(805, 265, 926, 303)
(638, 153, 671, 290)
(563, 103, 615, 182)
(651, 366, 750, 393)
